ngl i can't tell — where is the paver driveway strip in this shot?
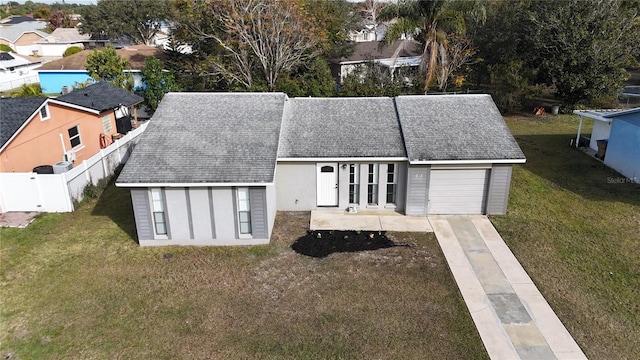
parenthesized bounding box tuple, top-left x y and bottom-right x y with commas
(430, 215, 587, 360)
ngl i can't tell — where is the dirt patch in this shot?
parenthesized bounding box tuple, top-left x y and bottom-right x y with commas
(291, 230, 410, 258)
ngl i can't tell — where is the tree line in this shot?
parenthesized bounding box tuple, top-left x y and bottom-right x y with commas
(6, 0, 639, 113)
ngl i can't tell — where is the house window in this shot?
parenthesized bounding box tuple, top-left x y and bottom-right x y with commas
(349, 164, 360, 204)
(367, 163, 378, 205)
(386, 164, 397, 204)
(237, 187, 252, 235)
(68, 125, 81, 148)
(40, 104, 50, 121)
(151, 188, 167, 235)
(102, 115, 112, 133)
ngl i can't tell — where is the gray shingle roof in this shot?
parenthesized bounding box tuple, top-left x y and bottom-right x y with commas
(0, 97, 46, 148)
(278, 97, 406, 158)
(117, 92, 286, 184)
(54, 81, 142, 113)
(395, 95, 525, 162)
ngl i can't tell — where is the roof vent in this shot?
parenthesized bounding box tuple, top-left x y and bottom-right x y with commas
(61, 86, 69, 95)
(53, 161, 73, 173)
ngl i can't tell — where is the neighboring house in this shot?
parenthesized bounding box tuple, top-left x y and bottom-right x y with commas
(0, 81, 142, 173)
(574, 108, 640, 183)
(0, 16, 47, 27)
(33, 28, 107, 57)
(0, 22, 49, 57)
(349, 21, 388, 42)
(0, 51, 41, 91)
(116, 93, 525, 246)
(330, 40, 422, 84)
(36, 45, 167, 93)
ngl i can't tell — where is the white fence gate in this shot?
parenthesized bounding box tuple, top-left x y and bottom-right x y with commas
(0, 123, 147, 213)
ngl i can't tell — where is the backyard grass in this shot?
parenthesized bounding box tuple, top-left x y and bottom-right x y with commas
(0, 184, 487, 358)
(492, 114, 640, 360)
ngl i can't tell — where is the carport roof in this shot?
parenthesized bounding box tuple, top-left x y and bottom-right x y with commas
(395, 95, 526, 163)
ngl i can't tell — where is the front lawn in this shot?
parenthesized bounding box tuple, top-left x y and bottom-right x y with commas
(0, 186, 486, 359)
(493, 114, 640, 360)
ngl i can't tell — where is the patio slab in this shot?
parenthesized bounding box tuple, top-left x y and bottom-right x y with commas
(310, 210, 432, 232)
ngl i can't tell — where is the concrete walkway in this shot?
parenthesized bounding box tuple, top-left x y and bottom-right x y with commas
(310, 209, 432, 232)
(430, 215, 586, 360)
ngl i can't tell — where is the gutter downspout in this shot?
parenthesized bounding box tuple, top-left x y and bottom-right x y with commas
(59, 133, 67, 156)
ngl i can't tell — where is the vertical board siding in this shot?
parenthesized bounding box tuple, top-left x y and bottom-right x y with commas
(189, 188, 214, 240)
(405, 166, 430, 215)
(249, 187, 268, 239)
(486, 165, 512, 215)
(131, 189, 153, 241)
(165, 188, 190, 240)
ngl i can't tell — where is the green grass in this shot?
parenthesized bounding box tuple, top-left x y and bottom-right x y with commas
(492, 114, 640, 360)
(0, 182, 487, 359)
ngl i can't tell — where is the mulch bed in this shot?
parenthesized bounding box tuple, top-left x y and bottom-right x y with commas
(291, 230, 408, 258)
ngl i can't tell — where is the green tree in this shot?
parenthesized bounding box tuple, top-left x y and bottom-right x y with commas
(302, 0, 361, 59)
(380, 0, 485, 91)
(86, 46, 133, 90)
(528, 0, 640, 106)
(32, 5, 50, 20)
(79, 0, 169, 45)
(141, 56, 181, 111)
(276, 58, 336, 97)
(338, 61, 420, 97)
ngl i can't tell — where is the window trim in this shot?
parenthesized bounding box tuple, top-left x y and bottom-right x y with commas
(68, 125, 82, 149)
(348, 164, 360, 204)
(150, 188, 168, 237)
(236, 187, 252, 237)
(386, 163, 397, 205)
(39, 104, 50, 121)
(367, 163, 379, 205)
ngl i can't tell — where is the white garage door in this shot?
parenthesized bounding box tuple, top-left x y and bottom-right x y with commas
(428, 169, 489, 214)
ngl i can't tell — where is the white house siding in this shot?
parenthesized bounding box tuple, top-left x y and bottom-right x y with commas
(405, 164, 515, 215)
(276, 161, 406, 212)
(275, 162, 317, 211)
(589, 120, 612, 151)
(133, 186, 270, 246)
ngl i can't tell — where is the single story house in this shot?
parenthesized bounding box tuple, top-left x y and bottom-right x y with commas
(0, 51, 41, 91)
(33, 28, 106, 57)
(329, 40, 422, 84)
(0, 22, 49, 57)
(36, 45, 166, 93)
(116, 93, 525, 247)
(574, 108, 640, 183)
(0, 81, 142, 173)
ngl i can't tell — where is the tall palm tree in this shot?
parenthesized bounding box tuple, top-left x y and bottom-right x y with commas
(380, 0, 484, 91)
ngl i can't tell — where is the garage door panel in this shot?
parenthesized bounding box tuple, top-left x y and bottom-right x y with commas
(428, 169, 489, 214)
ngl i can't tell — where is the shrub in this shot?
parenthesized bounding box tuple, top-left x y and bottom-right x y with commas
(63, 46, 83, 57)
(0, 44, 13, 52)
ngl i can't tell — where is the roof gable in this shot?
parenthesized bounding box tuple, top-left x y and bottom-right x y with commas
(117, 92, 287, 184)
(278, 97, 406, 158)
(395, 95, 525, 162)
(0, 97, 46, 148)
(54, 81, 142, 113)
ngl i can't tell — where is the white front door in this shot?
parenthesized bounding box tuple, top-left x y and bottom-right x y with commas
(317, 163, 338, 206)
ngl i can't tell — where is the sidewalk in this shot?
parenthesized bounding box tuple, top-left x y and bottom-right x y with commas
(429, 215, 586, 360)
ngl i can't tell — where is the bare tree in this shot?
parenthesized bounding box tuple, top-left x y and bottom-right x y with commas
(192, 0, 319, 91)
(437, 35, 478, 91)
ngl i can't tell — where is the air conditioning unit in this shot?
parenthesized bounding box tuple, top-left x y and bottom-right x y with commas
(53, 161, 73, 174)
(63, 150, 76, 162)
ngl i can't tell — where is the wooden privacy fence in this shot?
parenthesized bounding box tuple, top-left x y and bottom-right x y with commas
(0, 122, 147, 213)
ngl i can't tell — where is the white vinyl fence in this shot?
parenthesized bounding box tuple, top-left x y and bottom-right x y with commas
(0, 123, 147, 213)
